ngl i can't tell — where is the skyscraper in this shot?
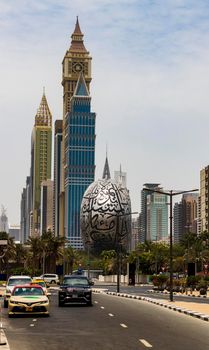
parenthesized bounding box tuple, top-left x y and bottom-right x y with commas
(200, 166, 209, 233)
(0, 206, 9, 233)
(62, 17, 92, 117)
(20, 187, 26, 243)
(9, 225, 20, 242)
(53, 120, 63, 237)
(131, 216, 140, 250)
(114, 166, 127, 188)
(40, 179, 54, 234)
(173, 202, 183, 243)
(31, 92, 52, 235)
(65, 73, 96, 249)
(174, 193, 198, 243)
(140, 183, 161, 243)
(146, 191, 168, 242)
(60, 18, 94, 247)
(140, 184, 168, 242)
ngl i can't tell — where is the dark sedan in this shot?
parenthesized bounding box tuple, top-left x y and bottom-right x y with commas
(58, 275, 93, 306)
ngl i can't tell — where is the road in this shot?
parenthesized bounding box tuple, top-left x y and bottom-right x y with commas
(102, 284, 209, 304)
(1, 291, 209, 350)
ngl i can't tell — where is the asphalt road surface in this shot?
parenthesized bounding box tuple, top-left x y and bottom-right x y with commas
(1, 291, 209, 350)
(105, 285, 209, 304)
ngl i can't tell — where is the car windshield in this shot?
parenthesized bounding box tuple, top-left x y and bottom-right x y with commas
(13, 287, 44, 296)
(32, 282, 46, 287)
(63, 278, 89, 286)
(8, 278, 31, 286)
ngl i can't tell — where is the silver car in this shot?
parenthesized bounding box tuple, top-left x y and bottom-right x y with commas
(39, 274, 59, 285)
(4, 275, 32, 307)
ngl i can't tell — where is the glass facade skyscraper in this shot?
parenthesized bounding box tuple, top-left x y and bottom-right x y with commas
(60, 18, 92, 240)
(140, 183, 168, 242)
(65, 73, 96, 249)
(146, 191, 168, 241)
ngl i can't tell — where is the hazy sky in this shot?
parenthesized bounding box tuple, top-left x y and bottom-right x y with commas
(1, 0, 209, 224)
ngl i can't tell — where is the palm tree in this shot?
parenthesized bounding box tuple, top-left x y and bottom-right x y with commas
(100, 250, 117, 275)
(0, 232, 16, 276)
(63, 246, 80, 275)
(41, 231, 66, 273)
(15, 243, 28, 266)
(27, 236, 42, 276)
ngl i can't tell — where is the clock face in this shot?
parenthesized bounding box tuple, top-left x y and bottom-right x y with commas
(73, 62, 83, 73)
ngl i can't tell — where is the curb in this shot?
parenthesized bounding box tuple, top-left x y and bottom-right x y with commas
(93, 289, 209, 322)
(147, 289, 207, 298)
(92, 289, 109, 293)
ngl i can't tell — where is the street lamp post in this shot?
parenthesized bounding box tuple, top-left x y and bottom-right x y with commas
(116, 221, 121, 293)
(143, 187, 198, 302)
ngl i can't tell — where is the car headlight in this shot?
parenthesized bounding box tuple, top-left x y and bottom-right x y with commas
(39, 300, 48, 305)
(10, 300, 19, 304)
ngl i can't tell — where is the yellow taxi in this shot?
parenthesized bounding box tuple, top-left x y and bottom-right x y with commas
(8, 284, 49, 317)
(31, 279, 49, 295)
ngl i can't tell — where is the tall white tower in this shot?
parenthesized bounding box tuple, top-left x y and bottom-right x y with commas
(0, 206, 9, 233)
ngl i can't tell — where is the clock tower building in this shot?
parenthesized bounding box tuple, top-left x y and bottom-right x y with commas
(58, 18, 93, 241)
(62, 17, 92, 117)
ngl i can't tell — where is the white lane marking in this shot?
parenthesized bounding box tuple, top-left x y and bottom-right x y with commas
(101, 306, 105, 309)
(0, 330, 9, 348)
(30, 324, 35, 327)
(108, 313, 114, 317)
(139, 339, 153, 348)
(33, 319, 37, 322)
(94, 301, 98, 304)
(120, 323, 128, 328)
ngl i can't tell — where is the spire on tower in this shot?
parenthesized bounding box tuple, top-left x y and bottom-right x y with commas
(102, 152, 111, 180)
(73, 16, 83, 35)
(69, 17, 87, 52)
(35, 91, 52, 127)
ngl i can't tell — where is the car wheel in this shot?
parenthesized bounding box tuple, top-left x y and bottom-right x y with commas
(8, 314, 14, 318)
(4, 300, 8, 308)
(87, 300, 93, 306)
(51, 280, 56, 284)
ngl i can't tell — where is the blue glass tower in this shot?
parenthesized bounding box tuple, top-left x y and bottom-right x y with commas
(65, 73, 96, 249)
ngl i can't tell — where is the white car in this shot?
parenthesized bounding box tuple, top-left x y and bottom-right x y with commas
(4, 275, 32, 307)
(39, 274, 59, 285)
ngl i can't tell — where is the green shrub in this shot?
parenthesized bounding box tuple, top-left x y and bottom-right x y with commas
(150, 274, 168, 289)
(196, 279, 208, 291)
(186, 275, 201, 289)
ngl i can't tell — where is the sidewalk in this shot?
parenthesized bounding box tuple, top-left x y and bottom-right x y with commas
(148, 297, 209, 320)
(93, 287, 209, 322)
(147, 288, 209, 316)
